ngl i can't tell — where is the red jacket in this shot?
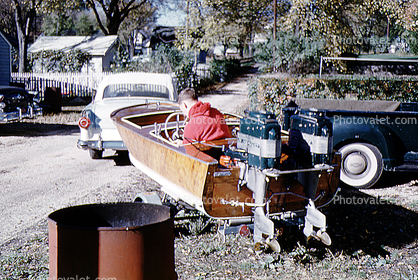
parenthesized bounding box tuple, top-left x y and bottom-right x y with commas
(183, 101, 231, 144)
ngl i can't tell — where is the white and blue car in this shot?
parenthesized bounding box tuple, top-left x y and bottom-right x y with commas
(77, 72, 178, 159)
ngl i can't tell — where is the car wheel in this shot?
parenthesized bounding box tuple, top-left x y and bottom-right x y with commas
(338, 143, 383, 189)
(89, 149, 103, 159)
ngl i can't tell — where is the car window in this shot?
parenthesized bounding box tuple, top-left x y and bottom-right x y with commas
(103, 84, 169, 99)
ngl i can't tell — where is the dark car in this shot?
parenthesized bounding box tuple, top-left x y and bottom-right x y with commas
(0, 86, 42, 125)
(283, 98, 418, 189)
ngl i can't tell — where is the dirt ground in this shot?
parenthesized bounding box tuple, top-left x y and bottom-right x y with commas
(1, 74, 418, 279)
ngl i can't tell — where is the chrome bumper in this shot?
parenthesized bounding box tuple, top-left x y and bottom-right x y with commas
(77, 139, 127, 151)
(0, 106, 43, 124)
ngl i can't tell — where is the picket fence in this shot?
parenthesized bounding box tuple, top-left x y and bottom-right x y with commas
(11, 72, 112, 99)
(11, 67, 212, 102)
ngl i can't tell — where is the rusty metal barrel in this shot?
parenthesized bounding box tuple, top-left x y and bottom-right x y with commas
(48, 203, 177, 280)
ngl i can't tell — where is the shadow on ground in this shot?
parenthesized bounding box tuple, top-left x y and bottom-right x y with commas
(372, 171, 418, 189)
(0, 122, 78, 136)
(276, 182, 418, 259)
(324, 187, 418, 257)
(98, 151, 132, 166)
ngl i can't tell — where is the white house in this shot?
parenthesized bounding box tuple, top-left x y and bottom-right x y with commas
(28, 35, 118, 73)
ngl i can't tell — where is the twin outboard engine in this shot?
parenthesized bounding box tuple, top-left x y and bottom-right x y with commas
(224, 109, 334, 250)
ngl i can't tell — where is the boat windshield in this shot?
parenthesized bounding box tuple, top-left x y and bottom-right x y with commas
(103, 83, 169, 99)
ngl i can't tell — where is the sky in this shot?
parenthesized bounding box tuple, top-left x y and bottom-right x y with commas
(156, 6, 186, 27)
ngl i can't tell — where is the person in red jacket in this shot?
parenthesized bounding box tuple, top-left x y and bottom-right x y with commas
(178, 88, 231, 144)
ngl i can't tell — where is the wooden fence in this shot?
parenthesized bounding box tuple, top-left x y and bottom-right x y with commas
(11, 72, 112, 100)
(11, 66, 216, 102)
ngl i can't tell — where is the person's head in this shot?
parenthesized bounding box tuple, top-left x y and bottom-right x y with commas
(178, 88, 198, 117)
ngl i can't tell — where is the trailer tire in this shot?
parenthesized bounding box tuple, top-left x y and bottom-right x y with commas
(339, 143, 383, 189)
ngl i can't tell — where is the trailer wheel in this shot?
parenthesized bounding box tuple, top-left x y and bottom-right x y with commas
(266, 239, 281, 253)
(89, 148, 103, 159)
(338, 143, 383, 189)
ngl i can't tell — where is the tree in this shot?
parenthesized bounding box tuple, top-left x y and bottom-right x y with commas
(41, 13, 75, 36)
(174, 0, 272, 57)
(39, 0, 84, 36)
(86, 0, 156, 35)
(8, 0, 83, 72)
(281, 0, 410, 57)
(74, 11, 98, 36)
(11, 0, 40, 72)
(0, 0, 16, 36)
(202, 0, 272, 57)
(174, 0, 205, 51)
(117, 2, 156, 59)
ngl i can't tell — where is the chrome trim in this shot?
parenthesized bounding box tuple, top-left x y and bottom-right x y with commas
(77, 139, 127, 151)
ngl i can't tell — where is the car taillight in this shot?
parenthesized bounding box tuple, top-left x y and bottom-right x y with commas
(78, 117, 91, 129)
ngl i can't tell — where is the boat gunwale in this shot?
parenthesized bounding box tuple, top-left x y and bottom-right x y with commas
(113, 107, 220, 165)
(112, 103, 242, 165)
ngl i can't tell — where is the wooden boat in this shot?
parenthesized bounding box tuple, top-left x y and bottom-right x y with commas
(111, 102, 341, 251)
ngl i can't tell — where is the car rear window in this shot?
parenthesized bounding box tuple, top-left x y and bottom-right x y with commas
(103, 84, 169, 99)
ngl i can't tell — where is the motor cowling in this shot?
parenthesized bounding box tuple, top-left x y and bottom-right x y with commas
(236, 111, 281, 170)
(289, 109, 333, 166)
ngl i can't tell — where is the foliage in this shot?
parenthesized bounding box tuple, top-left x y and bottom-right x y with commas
(112, 43, 242, 91)
(40, 0, 87, 35)
(29, 49, 92, 72)
(175, 0, 272, 57)
(117, 4, 156, 59)
(254, 33, 326, 74)
(403, 12, 418, 55)
(280, 0, 411, 70)
(86, 0, 155, 35)
(0, 0, 16, 35)
(174, 0, 205, 51)
(248, 75, 418, 115)
(404, 1, 417, 29)
(11, 0, 42, 72)
(41, 13, 75, 36)
(74, 11, 98, 36)
(40, 0, 84, 13)
(113, 43, 183, 72)
(40, 4, 98, 36)
(200, 0, 272, 57)
(208, 58, 240, 82)
(111, 44, 195, 91)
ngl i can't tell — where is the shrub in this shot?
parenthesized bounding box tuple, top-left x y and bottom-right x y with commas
(29, 50, 92, 72)
(112, 44, 195, 91)
(253, 33, 326, 74)
(249, 75, 418, 115)
(208, 58, 241, 82)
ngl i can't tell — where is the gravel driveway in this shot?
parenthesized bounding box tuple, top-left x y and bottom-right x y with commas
(0, 124, 149, 245)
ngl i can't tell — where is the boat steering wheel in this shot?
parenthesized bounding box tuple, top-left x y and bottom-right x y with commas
(164, 111, 186, 142)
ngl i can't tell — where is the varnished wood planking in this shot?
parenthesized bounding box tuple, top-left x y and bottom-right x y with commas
(117, 124, 210, 198)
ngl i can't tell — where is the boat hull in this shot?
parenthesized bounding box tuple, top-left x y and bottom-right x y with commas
(111, 103, 340, 219)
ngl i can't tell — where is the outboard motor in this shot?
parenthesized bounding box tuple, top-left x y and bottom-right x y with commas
(237, 111, 281, 169)
(289, 109, 333, 166)
(224, 111, 282, 248)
